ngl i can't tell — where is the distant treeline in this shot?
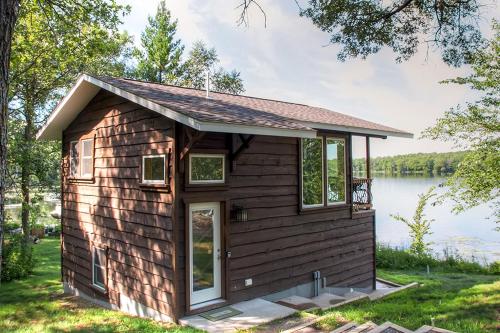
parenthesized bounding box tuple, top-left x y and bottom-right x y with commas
(353, 151, 467, 176)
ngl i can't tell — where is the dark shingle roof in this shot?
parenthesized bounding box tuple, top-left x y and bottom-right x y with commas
(98, 76, 411, 137)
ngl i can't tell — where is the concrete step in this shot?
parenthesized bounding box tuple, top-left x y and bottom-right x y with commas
(368, 282, 420, 301)
(329, 322, 359, 333)
(276, 295, 321, 311)
(367, 321, 414, 333)
(414, 325, 457, 333)
(349, 321, 378, 333)
(310, 293, 346, 310)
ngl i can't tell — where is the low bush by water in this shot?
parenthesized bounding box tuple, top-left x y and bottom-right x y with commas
(376, 243, 500, 274)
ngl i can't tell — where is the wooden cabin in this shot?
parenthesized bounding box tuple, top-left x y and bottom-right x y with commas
(37, 74, 412, 322)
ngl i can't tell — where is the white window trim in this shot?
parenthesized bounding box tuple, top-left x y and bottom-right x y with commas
(92, 247, 106, 291)
(188, 154, 226, 185)
(326, 137, 347, 206)
(69, 140, 79, 177)
(301, 137, 324, 208)
(80, 138, 93, 178)
(142, 154, 166, 184)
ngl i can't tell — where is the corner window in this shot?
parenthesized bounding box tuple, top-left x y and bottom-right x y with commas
(69, 138, 94, 179)
(81, 139, 94, 177)
(142, 155, 166, 184)
(189, 154, 225, 184)
(301, 138, 324, 207)
(92, 247, 107, 291)
(301, 136, 347, 209)
(326, 138, 346, 204)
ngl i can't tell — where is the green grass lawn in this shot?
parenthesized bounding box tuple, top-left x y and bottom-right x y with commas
(315, 270, 500, 333)
(0, 237, 201, 333)
(1, 238, 498, 333)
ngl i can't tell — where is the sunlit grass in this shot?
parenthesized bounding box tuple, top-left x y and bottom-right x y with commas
(315, 270, 500, 333)
(0, 238, 201, 333)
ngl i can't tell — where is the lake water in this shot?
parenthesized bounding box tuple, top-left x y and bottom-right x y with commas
(372, 176, 499, 264)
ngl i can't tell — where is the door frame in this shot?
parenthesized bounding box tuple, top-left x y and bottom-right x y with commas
(184, 199, 228, 312)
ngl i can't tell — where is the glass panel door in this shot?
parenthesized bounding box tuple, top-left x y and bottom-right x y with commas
(189, 202, 221, 306)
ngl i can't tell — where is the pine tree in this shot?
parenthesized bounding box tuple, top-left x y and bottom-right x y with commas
(132, 0, 184, 84)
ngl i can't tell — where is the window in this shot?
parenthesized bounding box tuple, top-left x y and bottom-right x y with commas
(69, 138, 94, 179)
(301, 138, 324, 207)
(326, 138, 346, 204)
(81, 139, 93, 177)
(70, 141, 79, 177)
(142, 155, 166, 184)
(301, 136, 347, 209)
(189, 154, 225, 184)
(92, 247, 107, 291)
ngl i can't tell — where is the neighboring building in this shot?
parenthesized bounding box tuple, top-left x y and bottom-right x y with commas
(37, 74, 412, 322)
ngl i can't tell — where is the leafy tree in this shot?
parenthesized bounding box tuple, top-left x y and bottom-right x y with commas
(181, 41, 245, 95)
(391, 187, 436, 256)
(131, 0, 184, 84)
(7, 0, 131, 255)
(0, 0, 21, 286)
(423, 21, 500, 223)
(213, 69, 245, 95)
(238, 0, 485, 66)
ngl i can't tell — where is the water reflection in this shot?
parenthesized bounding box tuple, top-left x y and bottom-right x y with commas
(372, 175, 499, 263)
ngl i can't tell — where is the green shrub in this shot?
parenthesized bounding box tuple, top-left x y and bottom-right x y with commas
(1, 235, 35, 282)
(376, 243, 499, 275)
(4, 221, 21, 232)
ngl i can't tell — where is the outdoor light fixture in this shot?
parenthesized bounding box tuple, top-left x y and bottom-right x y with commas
(231, 205, 248, 222)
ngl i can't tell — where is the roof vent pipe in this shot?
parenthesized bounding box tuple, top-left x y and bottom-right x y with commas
(205, 68, 210, 99)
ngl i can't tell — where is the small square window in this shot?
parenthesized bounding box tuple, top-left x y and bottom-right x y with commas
(92, 247, 106, 291)
(142, 155, 166, 184)
(189, 154, 225, 184)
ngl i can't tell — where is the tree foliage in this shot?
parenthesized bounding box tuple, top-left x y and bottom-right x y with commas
(6, 0, 131, 252)
(181, 41, 245, 94)
(353, 151, 468, 176)
(422, 21, 499, 222)
(301, 0, 485, 66)
(391, 187, 436, 256)
(132, 0, 184, 84)
(238, 0, 486, 66)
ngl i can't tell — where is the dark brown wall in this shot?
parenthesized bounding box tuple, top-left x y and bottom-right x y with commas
(61, 91, 176, 319)
(176, 127, 375, 317)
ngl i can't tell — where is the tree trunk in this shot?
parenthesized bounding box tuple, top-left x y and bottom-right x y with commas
(21, 99, 33, 248)
(0, 0, 21, 283)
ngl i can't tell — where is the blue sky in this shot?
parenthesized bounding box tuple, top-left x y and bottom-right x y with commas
(116, 0, 491, 157)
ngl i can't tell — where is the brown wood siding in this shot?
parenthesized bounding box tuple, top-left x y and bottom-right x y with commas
(61, 90, 176, 319)
(176, 128, 375, 317)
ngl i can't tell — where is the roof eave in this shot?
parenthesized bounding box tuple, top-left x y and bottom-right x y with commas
(37, 74, 318, 140)
(300, 121, 413, 139)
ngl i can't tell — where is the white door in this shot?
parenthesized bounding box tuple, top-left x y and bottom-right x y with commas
(189, 202, 222, 306)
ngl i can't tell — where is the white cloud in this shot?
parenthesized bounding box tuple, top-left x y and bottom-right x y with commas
(118, 0, 481, 156)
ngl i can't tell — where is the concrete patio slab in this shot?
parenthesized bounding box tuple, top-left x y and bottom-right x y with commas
(310, 293, 346, 310)
(179, 298, 297, 333)
(276, 295, 320, 311)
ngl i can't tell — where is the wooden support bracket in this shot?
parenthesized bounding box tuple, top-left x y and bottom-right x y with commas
(229, 134, 255, 171)
(180, 127, 206, 161)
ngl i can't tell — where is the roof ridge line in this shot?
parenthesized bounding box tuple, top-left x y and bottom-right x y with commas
(95, 74, 313, 108)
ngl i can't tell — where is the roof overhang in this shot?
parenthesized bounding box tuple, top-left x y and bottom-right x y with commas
(301, 121, 414, 139)
(36, 74, 318, 140)
(37, 74, 413, 140)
